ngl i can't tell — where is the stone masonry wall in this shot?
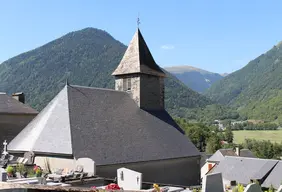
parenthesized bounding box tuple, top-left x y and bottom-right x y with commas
(115, 75, 141, 106)
(115, 74, 164, 110)
(140, 74, 164, 110)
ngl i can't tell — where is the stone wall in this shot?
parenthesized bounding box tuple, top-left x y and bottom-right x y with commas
(140, 75, 164, 110)
(0, 114, 36, 143)
(97, 156, 200, 186)
(114, 74, 164, 110)
(115, 75, 141, 106)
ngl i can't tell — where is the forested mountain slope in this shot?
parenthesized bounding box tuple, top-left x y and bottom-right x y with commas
(0, 28, 216, 120)
(206, 42, 282, 122)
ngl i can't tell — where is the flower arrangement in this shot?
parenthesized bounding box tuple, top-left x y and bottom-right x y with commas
(105, 183, 120, 190)
(16, 163, 26, 175)
(232, 183, 244, 192)
(33, 165, 42, 177)
(153, 184, 160, 192)
(6, 165, 14, 177)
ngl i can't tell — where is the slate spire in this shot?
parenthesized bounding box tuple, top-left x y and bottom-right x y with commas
(112, 28, 166, 77)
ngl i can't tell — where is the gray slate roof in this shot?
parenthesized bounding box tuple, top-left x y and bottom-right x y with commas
(239, 149, 256, 158)
(200, 152, 212, 167)
(0, 93, 38, 115)
(112, 28, 166, 77)
(209, 156, 278, 185)
(208, 148, 255, 162)
(8, 84, 200, 165)
(261, 161, 282, 189)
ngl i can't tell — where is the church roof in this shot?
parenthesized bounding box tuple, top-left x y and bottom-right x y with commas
(112, 28, 166, 77)
(8, 84, 200, 165)
(0, 93, 38, 115)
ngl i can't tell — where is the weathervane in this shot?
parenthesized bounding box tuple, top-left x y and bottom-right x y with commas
(137, 13, 140, 27)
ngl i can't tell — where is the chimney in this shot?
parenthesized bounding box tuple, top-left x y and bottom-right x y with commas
(12, 92, 25, 104)
(235, 147, 240, 156)
(208, 163, 213, 171)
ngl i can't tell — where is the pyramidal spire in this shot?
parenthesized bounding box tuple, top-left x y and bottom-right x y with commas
(112, 28, 166, 77)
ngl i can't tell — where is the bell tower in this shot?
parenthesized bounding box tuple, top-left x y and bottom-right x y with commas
(112, 28, 166, 110)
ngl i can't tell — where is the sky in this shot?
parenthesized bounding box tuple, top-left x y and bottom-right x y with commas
(1, 1, 282, 74)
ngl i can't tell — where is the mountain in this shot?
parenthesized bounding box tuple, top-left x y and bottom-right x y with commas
(221, 73, 229, 77)
(165, 66, 224, 93)
(205, 42, 282, 123)
(0, 28, 217, 120)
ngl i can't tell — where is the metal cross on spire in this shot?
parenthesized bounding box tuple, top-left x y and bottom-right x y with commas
(2, 140, 8, 155)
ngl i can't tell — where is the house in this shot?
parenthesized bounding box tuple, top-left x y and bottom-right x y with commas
(213, 120, 224, 130)
(207, 156, 280, 188)
(7, 27, 201, 186)
(0, 92, 38, 144)
(201, 148, 255, 178)
(247, 119, 265, 124)
(231, 121, 245, 126)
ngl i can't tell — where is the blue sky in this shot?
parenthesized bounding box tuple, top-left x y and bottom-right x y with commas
(1, 0, 282, 73)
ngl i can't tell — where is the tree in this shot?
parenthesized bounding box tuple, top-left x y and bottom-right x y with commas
(225, 127, 234, 143)
(184, 124, 209, 152)
(217, 131, 225, 141)
(222, 119, 231, 127)
(242, 139, 282, 159)
(206, 134, 221, 154)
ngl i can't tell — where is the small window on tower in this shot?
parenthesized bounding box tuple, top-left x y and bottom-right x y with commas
(127, 78, 131, 91)
(123, 78, 127, 91)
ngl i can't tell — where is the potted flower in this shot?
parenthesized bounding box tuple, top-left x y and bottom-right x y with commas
(6, 165, 14, 177)
(34, 165, 42, 177)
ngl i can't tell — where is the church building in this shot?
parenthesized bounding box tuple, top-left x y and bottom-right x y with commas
(0, 92, 38, 144)
(7, 28, 200, 186)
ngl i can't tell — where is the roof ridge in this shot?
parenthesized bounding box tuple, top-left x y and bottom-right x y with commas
(68, 84, 126, 93)
(225, 156, 279, 161)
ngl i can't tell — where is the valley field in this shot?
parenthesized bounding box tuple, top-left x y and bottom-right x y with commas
(233, 129, 282, 144)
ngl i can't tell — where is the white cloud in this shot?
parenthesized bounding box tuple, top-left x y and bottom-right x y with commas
(160, 45, 175, 50)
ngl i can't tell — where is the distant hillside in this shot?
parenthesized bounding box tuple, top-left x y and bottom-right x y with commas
(205, 42, 282, 123)
(165, 65, 224, 93)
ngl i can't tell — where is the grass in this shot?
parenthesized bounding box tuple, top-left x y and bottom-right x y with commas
(233, 129, 282, 144)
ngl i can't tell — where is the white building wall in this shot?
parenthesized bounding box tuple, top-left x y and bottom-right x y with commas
(201, 162, 216, 179)
(35, 156, 76, 173)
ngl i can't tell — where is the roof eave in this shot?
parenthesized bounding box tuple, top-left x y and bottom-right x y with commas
(8, 150, 73, 158)
(0, 112, 38, 116)
(96, 154, 201, 166)
(112, 71, 166, 77)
